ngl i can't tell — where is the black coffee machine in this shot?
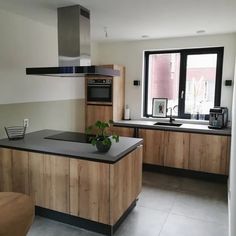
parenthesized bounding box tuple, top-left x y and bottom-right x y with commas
(208, 107, 228, 129)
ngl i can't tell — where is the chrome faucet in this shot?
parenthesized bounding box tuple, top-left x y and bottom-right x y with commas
(168, 105, 178, 123)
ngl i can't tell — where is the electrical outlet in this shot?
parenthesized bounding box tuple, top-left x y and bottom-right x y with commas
(23, 119, 29, 127)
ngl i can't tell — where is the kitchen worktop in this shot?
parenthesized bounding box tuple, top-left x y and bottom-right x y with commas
(0, 129, 143, 164)
(114, 120, 231, 136)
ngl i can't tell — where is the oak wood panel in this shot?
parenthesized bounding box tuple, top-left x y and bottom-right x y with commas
(189, 134, 229, 174)
(112, 65, 125, 121)
(28, 152, 45, 207)
(111, 126, 134, 137)
(164, 132, 190, 169)
(12, 150, 29, 194)
(110, 145, 143, 225)
(43, 155, 70, 213)
(0, 148, 13, 192)
(139, 129, 165, 165)
(69, 159, 110, 224)
(86, 105, 113, 128)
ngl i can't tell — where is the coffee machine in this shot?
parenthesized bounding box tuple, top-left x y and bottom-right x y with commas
(208, 107, 228, 129)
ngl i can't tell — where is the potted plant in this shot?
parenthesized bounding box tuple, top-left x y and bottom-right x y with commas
(86, 120, 119, 153)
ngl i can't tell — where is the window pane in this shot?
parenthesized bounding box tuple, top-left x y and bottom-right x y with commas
(185, 54, 217, 115)
(147, 53, 180, 116)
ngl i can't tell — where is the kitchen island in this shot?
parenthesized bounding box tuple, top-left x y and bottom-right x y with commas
(0, 130, 143, 235)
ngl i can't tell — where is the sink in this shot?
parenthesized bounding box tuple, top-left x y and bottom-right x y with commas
(154, 122, 182, 127)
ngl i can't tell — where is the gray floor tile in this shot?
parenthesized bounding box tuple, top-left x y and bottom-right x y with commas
(159, 214, 228, 236)
(115, 206, 168, 236)
(138, 185, 177, 212)
(179, 177, 228, 199)
(27, 216, 102, 236)
(27, 172, 229, 236)
(171, 191, 228, 225)
(143, 172, 181, 190)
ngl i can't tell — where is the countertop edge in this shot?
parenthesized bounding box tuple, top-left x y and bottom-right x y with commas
(113, 121, 231, 136)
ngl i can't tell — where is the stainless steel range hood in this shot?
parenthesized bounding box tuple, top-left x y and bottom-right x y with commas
(26, 5, 119, 77)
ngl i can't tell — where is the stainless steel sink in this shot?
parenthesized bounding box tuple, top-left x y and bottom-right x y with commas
(154, 122, 182, 127)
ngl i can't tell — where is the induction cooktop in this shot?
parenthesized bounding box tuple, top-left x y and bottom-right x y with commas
(45, 132, 94, 143)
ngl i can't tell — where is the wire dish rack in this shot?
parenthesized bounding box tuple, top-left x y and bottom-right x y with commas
(4, 126, 27, 140)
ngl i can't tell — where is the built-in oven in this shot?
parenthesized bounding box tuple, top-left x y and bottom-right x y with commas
(86, 78, 112, 104)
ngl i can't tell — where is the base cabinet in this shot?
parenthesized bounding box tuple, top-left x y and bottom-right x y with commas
(189, 133, 230, 175)
(0, 146, 143, 225)
(111, 126, 134, 137)
(140, 128, 230, 175)
(139, 129, 165, 165)
(164, 131, 190, 169)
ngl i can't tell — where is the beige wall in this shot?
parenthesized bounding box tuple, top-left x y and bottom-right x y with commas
(93, 33, 236, 120)
(0, 99, 85, 138)
(0, 8, 86, 135)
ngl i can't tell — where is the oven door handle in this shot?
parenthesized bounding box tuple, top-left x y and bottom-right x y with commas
(87, 84, 111, 87)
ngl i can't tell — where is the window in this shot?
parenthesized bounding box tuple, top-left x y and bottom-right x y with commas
(143, 47, 224, 119)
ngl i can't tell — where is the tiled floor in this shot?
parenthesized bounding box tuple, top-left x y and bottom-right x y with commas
(27, 171, 228, 236)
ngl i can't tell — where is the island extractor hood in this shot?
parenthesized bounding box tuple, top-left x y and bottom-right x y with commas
(26, 5, 119, 77)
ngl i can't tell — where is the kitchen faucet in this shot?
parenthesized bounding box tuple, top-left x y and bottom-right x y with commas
(168, 105, 178, 123)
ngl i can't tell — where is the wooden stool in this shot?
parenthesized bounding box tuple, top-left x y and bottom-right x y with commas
(0, 192, 35, 236)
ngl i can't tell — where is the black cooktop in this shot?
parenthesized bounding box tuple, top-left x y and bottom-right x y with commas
(45, 132, 94, 143)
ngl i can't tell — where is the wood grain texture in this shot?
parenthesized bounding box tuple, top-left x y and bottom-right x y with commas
(110, 145, 143, 225)
(85, 65, 125, 129)
(69, 159, 110, 224)
(43, 155, 70, 213)
(85, 105, 113, 128)
(139, 129, 165, 165)
(189, 133, 229, 175)
(111, 126, 134, 137)
(12, 150, 29, 194)
(0, 148, 13, 192)
(164, 131, 190, 169)
(28, 152, 45, 207)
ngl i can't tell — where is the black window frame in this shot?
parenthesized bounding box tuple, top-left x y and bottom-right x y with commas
(143, 47, 224, 119)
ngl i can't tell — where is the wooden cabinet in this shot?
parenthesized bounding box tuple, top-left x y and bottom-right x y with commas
(86, 105, 113, 127)
(0, 146, 143, 225)
(85, 65, 125, 129)
(164, 131, 190, 169)
(0, 148, 13, 192)
(0, 149, 29, 194)
(111, 126, 134, 137)
(29, 153, 70, 213)
(139, 128, 230, 175)
(189, 133, 230, 175)
(139, 129, 165, 165)
(69, 159, 110, 224)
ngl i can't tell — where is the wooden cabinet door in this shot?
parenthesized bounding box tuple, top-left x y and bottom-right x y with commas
(164, 131, 190, 169)
(189, 134, 229, 175)
(29, 152, 70, 213)
(0, 148, 13, 192)
(111, 126, 134, 137)
(139, 129, 165, 165)
(12, 150, 29, 194)
(69, 159, 110, 224)
(86, 105, 113, 128)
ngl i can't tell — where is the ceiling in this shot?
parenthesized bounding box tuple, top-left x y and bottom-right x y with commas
(0, 0, 236, 42)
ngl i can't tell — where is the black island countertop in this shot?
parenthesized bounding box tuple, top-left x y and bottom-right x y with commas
(0, 129, 143, 164)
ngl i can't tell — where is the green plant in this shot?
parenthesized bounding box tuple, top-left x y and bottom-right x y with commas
(86, 120, 119, 146)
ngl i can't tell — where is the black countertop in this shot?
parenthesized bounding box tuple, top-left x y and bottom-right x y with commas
(113, 120, 231, 136)
(0, 130, 143, 164)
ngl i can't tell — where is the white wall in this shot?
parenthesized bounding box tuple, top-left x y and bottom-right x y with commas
(229, 59, 236, 236)
(94, 33, 236, 120)
(0, 8, 85, 105)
